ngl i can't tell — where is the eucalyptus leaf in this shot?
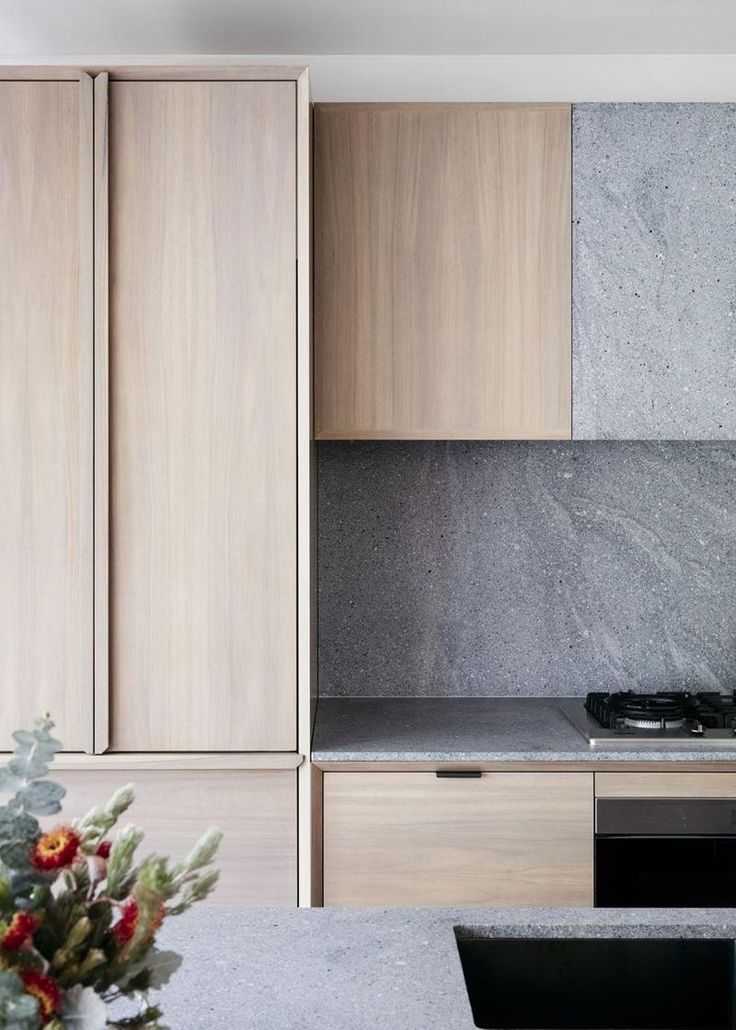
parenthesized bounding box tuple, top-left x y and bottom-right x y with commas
(9, 869, 45, 896)
(0, 768, 21, 793)
(0, 969, 40, 1030)
(42, 736, 64, 754)
(8, 755, 49, 782)
(15, 780, 65, 815)
(0, 813, 40, 842)
(0, 841, 31, 868)
(11, 730, 36, 747)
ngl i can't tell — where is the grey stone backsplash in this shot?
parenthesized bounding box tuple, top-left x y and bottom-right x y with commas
(573, 103, 736, 439)
(318, 441, 736, 697)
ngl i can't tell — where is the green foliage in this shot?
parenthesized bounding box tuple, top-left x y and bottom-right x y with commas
(0, 717, 222, 1030)
(0, 716, 66, 904)
(0, 972, 39, 1030)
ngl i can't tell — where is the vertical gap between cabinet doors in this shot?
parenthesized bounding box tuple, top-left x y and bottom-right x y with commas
(93, 72, 110, 754)
(79, 71, 95, 754)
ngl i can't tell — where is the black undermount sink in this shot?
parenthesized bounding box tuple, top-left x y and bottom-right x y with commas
(455, 935, 736, 1030)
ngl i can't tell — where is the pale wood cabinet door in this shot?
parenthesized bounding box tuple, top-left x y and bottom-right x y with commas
(107, 82, 297, 751)
(323, 772, 593, 906)
(48, 767, 297, 906)
(315, 103, 571, 440)
(0, 81, 93, 751)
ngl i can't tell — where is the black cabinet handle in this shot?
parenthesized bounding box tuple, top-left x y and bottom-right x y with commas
(435, 770, 482, 779)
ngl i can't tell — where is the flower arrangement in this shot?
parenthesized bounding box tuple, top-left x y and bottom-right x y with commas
(0, 716, 222, 1029)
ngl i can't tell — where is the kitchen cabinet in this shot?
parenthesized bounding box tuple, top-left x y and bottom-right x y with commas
(101, 76, 298, 752)
(322, 771, 593, 906)
(49, 758, 298, 905)
(0, 64, 312, 907)
(0, 75, 93, 750)
(596, 773, 736, 798)
(314, 102, 571, 440)
(573, 103, 736, 439)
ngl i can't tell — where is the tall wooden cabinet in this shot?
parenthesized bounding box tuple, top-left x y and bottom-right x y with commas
(0, 66, 311, 906)
(314, 103, 571, 440)
(0, 76, 93, 750)
(105, 79, 297, 752)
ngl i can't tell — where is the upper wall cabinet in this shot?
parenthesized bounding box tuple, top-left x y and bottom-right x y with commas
(103, 77, 299, 752)
(314, 103, 571, 440)
(0, 76, 93, 750)
(574, 103, 736, 440)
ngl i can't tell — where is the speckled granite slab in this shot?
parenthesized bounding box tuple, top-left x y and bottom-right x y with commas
(318, 441, 736, 699)
(124, 906, 736, 1030)
(312, 697, 736, 763)
(573, 103, 736, 439)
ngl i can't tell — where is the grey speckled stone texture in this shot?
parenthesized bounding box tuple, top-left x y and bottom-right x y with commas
(318, 441, 736, 698)
(311, 697, 736, 763)
(573, 103, 736, 439)
(120, 906, 736, 1030)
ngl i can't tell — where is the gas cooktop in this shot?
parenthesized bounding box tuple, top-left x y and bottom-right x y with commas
(561, 691, 736, 748)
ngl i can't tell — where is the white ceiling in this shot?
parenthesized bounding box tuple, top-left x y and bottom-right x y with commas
(3, 0, 736, 57)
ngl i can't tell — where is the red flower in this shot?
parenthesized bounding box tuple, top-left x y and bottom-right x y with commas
(95, 840, 112, 859)
(30, 827, 80, 871)
(112, 898, 138, 944)
(0, 911, 39, 950)
(112, 898, 165, 945)
(20, 970, 61, 1024)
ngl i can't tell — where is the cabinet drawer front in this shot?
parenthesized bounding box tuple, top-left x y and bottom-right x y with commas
(48, 767, 297, 906)
(596, 773, 736, 799)
(323, 772, 593, 907)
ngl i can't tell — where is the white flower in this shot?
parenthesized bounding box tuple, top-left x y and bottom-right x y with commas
(60, 986, 107, 1030)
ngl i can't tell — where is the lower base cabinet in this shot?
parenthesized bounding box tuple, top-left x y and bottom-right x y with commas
(50, 766, 297, 906)
(323, 771, 594, 907)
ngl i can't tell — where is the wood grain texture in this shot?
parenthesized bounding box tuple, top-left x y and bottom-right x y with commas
(323, 771, 593, 907)
(46, 768, 297, 905)
(50, 752, 303, 771)
(314, 103, 571, 440)
(93, 72, 110, 754)
(0, 67, 306, 82)
(596, 772, 736, 798)
(105, 66, 307, 81)
(0, 68, 85, 80)
(0, 82, 93, 750)
(107, 81, 297, 751)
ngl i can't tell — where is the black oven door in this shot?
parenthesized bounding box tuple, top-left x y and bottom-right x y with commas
(595, 799, 736, 907)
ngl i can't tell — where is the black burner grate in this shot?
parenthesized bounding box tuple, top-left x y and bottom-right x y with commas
(585, 690, 736, 732)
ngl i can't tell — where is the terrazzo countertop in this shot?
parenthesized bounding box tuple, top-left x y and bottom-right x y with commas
(144, 906, 736, 1029)
(311, 697, 736, 763)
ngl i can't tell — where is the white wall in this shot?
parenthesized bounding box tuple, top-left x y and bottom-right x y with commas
(3, 54, 736, 101)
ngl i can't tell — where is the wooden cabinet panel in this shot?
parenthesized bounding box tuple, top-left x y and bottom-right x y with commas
(596, 773, 736, 798)
(49, 766, 297, 906)
(0, 81, 92, 750)
(107, 81, 297, 751)
(314, 103, 571, 440)
(323, 772, 593, 907)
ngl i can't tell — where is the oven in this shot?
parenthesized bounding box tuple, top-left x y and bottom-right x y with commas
(595, 797, 736, 906)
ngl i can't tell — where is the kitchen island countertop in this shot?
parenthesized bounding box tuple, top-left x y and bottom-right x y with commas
(312, 696, 736, 764)
(150, 906, 736, 1029)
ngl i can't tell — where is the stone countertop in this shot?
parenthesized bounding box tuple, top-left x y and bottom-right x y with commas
(148, 906, 736, 1030)
(311, 697, 736, 763)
